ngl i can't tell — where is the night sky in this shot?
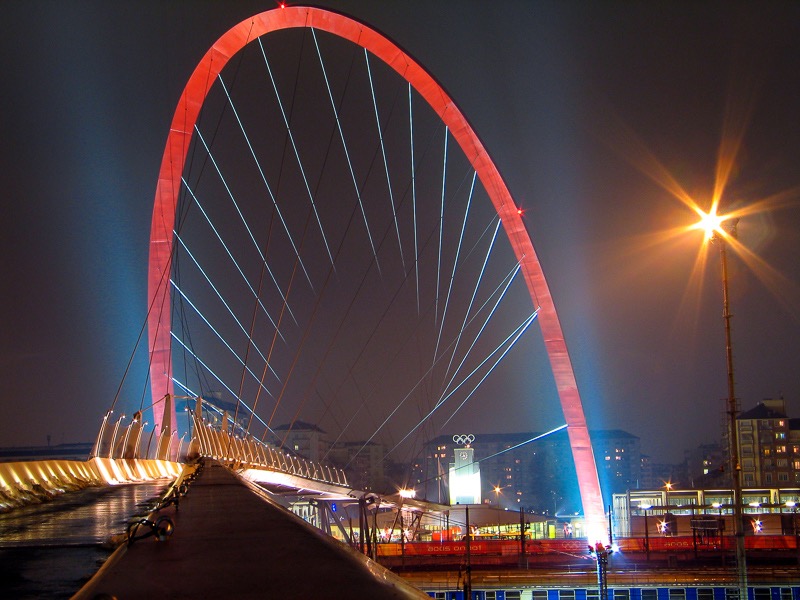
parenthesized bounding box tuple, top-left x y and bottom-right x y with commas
(1, 1, 799, 466)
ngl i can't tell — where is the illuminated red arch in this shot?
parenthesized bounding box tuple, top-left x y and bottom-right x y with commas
(147, 5, 605, 537)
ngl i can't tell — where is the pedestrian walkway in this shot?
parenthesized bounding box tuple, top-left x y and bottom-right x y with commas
(74, 459, 427, 599)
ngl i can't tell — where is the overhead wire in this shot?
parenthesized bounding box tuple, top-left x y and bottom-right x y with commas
(311, 28, 382, 278)
(164, 27, 540, 484)
(385, 309, 538, 459)
(216, 71, 315, 292)
(179, 176, 286, 342)
(192, 125, 297, 326)
(365, 49, 405, 272)
(257, 36, 336, 271)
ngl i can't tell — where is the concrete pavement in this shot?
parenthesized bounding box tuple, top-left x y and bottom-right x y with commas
(73, 459, 428, 599)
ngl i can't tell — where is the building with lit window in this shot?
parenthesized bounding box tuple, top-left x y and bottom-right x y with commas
(591, 430, 642, 495)
(416, 429, 641, 514)
(736, 398, 800, 488)
(274, 422, 386, 490)
(327, 440, 386, 492)
(684, 442, 727, 488)
(274, 421, 330, 462)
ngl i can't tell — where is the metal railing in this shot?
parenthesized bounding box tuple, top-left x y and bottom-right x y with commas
(91, 407, 348, 488)
(186, 411, 349, 487)
(91, 411, 184, 462)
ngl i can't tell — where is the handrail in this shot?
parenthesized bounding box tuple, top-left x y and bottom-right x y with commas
(186, 412, 348, 487)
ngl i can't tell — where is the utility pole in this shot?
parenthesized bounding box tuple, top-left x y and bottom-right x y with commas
(590, 542, 613, 600)
(464, 504, 472, 600)
(713, 221, 748, 600)
(519, 507, 527, 567)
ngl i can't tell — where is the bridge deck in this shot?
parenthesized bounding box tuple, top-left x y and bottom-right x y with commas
(74, 459, 426, 599)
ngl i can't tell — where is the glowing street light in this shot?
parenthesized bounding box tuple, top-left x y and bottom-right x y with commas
(493, 484, 511, 502)
(695, 209, 726, 240)
(664, 481, 673, 509)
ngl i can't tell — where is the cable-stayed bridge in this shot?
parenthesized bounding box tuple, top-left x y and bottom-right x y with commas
(119, 3, 605, 540)
(3, 5, 611, 597)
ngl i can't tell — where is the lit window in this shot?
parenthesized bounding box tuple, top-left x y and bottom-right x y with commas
(614, 590, 630, 600)
(669, 589, 686, 600)
(725, 587, 740, 600)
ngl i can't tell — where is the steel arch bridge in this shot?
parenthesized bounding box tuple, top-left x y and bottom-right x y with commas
(146, 5, 605, 540)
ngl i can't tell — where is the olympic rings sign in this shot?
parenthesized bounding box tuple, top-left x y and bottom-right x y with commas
(452, 434, 475, 446)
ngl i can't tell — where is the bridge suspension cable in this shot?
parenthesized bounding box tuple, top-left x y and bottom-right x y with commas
(164, 26, 543, 460)
(143, 6, 605, 539)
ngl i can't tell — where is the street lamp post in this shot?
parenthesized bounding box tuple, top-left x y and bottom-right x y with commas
(712, 501, 724, 561)
(787, 501, 799, 564)
(711, 220, 748, 600)
(640, 503, 651, 561)
(589, 542, 614, 600)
